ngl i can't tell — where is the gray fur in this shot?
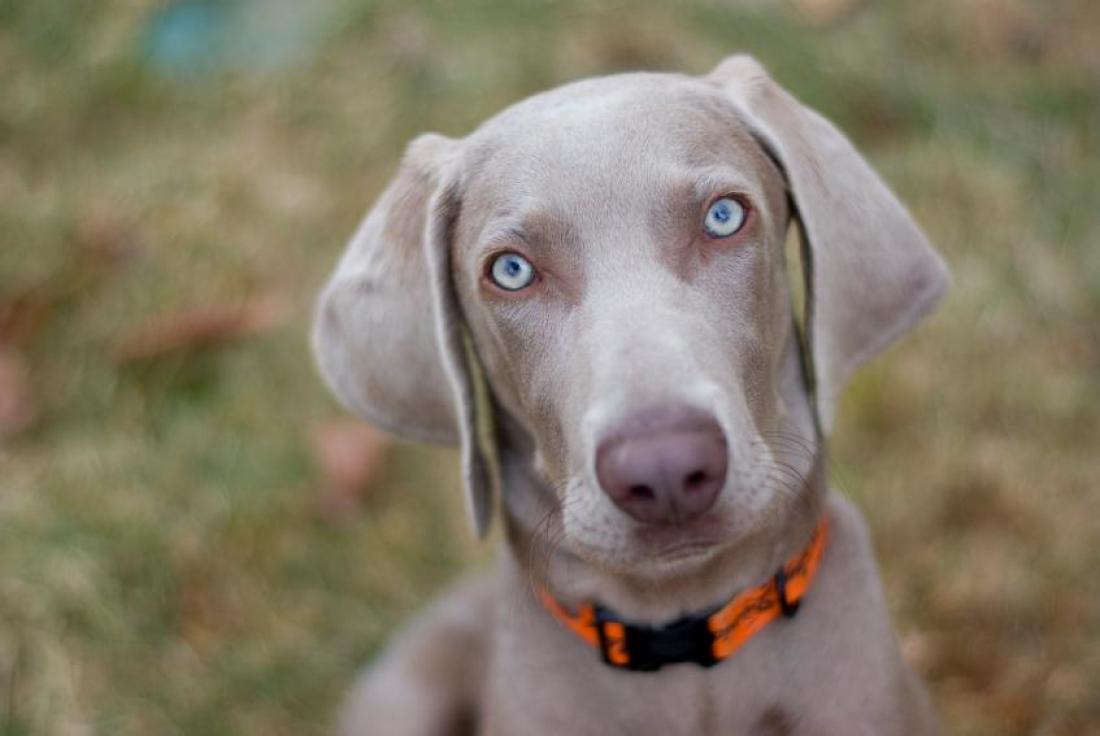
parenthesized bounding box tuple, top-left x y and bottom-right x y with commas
(313, 55, 947, 735)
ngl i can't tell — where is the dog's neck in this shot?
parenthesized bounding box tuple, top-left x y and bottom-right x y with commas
(497, 428, 826, 627)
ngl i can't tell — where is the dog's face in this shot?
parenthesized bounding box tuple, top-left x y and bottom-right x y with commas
(451, 77, 805, 573)
(313, 56, 949, 580)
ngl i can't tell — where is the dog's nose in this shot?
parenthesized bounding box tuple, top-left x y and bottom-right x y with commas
(595, 408, 727, 525)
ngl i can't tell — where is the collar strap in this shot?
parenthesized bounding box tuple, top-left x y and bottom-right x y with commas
(537, 519, 829, 672)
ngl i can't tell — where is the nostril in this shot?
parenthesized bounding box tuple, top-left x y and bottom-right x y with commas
(628, 484, 656, 502)
(684, 470, 707, 490)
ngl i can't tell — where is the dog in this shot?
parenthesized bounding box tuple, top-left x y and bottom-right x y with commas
(312, 54, 950, 735)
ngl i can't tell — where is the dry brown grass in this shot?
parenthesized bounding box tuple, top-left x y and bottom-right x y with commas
(1, 1, 1098, 733)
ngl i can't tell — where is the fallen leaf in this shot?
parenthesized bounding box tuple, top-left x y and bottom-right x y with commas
(966, 0, 1046, 62)
(311, 419, 391, 520)
(2, 214, 140, 348)
(0, 345, 36, 440)
(791, 0, 863, 25)
(112, 296, 288, 363)
(73, 211, 144, 273)
(0, 287, 55, 347)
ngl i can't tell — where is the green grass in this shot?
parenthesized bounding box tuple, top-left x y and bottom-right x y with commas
(2, 1, 1098, 733)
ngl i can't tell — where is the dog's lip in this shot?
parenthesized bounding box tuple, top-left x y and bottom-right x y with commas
(561, 518, 732, 576)
(632, 517, 728, 560)
(653, 541, 722, 562)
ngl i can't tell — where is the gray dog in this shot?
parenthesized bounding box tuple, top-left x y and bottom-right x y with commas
(313, 54, 949, 735)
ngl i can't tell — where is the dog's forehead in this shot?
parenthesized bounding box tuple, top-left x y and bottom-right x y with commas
(459, 73, 764, 205)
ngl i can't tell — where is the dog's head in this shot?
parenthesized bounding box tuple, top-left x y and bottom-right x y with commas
(313, 56, 949, 578)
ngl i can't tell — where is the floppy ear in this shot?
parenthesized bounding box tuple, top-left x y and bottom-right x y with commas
(707, 55, 950, 431)
(311, 133, 496, 537)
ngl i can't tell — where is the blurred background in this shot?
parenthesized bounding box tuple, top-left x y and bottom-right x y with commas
(1, 0, 1098, 733)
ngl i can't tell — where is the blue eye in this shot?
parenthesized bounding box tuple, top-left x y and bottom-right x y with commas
(489, 252, 536, 291)
(703, 197, 747, 238)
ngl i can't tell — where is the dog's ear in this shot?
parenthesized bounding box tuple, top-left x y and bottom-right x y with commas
(312, 133, 496, 537)
(707, 55, 950, 431)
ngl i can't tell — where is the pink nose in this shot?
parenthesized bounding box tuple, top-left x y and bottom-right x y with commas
(595, 407, 727, 525)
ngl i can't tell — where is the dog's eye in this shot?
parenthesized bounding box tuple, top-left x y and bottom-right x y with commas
(703, 197, 746, 239)
(489, 252, 536, 291)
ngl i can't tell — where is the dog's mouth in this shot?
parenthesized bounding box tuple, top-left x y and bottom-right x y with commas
(630, 515, 731, 563)
(556, 476, 740, 574)
(650, 542, 723, 567)
(560, 515, 731, 577)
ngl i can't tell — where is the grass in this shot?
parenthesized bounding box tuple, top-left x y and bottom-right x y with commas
(1, 0, 1098, 733)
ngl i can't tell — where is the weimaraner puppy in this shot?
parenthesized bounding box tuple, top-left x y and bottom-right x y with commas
(313, 54, 950, 735)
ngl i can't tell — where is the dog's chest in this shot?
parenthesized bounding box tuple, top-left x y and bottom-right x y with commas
(485, 611, 785, 736)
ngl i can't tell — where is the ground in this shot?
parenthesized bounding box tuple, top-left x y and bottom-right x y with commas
(1, 1, 1098, 734)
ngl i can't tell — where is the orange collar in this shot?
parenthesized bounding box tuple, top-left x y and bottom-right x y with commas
(538, 519, 829, 671)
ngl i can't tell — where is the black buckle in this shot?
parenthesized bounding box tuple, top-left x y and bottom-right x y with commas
(595, 607, 718, 672)
(774, 569, 800, 618)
